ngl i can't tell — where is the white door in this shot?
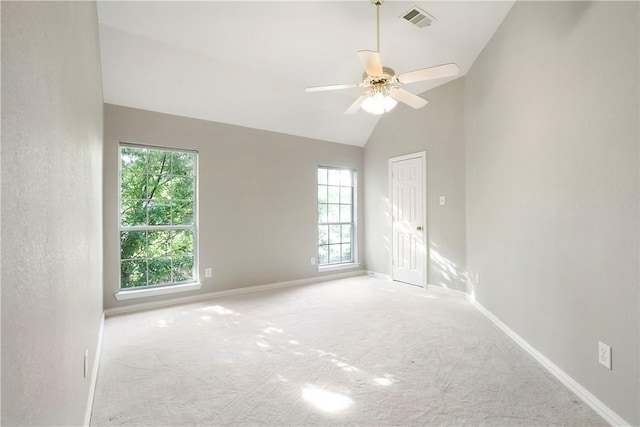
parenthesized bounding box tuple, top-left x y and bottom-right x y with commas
(391, 155, 425, 286)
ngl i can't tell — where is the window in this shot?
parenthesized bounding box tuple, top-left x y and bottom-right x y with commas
(119, 144, 197, 289)
(317, 167, 356, 266)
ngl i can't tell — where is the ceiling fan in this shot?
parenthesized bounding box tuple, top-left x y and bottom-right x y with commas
(305, 0, 460, 115)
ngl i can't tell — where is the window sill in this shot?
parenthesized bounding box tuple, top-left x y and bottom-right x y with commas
(318, 262, 361, 273)
(114, 282, 202, 301)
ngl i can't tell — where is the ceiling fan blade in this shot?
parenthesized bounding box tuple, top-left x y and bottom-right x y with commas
(397, 63, 460, 84)
(344, 92, 371, 115)
(389, 87, 428, 109)
(305, 83, 361, 93)
(357, 50, 383, 77)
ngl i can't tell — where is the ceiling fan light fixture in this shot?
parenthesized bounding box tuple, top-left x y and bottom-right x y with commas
(383, 93, 398, 111)
(361, 91, 397, 115)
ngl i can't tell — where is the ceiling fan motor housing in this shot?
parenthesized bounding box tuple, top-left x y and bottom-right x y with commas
(362, 66, 396, 85)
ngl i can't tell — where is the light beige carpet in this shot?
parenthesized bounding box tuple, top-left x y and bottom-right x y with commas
(91, 276, 605, 426)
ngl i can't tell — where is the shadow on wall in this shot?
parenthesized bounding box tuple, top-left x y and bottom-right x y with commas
(429, 240, 467, 291)
(466, 1, 592, 109)
(383, 196, 390, 252)
(546, 1, 591, 37)
(382, 195, 466, 292)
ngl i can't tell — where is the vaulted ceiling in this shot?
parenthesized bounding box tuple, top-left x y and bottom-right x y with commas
(97, 1, 514, 146)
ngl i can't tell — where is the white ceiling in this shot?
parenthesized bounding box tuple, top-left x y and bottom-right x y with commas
(97, 1, 514, 147)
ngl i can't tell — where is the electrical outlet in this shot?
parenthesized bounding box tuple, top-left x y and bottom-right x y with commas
(84, 349, 89, 378)
(310, 257, 316, 266)
(439, 196, 446, 206)
(205, 268, 212, 278)
(598, 341, 612, 370)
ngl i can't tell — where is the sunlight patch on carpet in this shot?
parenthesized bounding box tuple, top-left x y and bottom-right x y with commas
(301, 385, 353, 413)
(198, 304, 235, 315)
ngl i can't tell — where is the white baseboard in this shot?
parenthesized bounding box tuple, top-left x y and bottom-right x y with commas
(468, 297, 630, 427)
(84, 313, 105, 427)
(104, 270, 366, 316)
(366, 271, 392, 281)
(427, 284, 467, 297)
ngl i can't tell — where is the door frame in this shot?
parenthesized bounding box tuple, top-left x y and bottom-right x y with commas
(388, 151, 428, 287)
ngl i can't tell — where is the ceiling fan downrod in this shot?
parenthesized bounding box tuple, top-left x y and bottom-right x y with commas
(371, 0, 384, 53)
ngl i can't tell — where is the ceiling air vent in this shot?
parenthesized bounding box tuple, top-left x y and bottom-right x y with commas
(401, 7, 435, 28)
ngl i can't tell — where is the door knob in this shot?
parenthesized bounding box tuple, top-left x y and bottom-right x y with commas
(417, 226, 422, 231)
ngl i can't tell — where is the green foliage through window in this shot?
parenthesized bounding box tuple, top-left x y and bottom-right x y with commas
(317, 167, 355, 266)
(120, 145, 197, 288)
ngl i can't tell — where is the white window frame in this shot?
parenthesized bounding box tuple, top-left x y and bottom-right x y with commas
(317, 166, 359, 271)
(116, 142, 200, 299)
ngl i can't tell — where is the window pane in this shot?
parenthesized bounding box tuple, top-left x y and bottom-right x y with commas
(148, 230, 172, 258)
(318, 225, 328, 245)
(340, 187, 352, 204)
(172, 229, 194, 258)
(120, 231, 146, 260)
(340, 170, 352, 186)
(121, 259, 147, 288)
(121, 172, 147, 200)
(329, 225, 341, 244)
(318, 168, 328, 185)
(318, 203, 328, 223)
(171, 176, 194, 201)
(148, 150, 171, 174)
(341, 225, 351, 243)
(121, 199, 146, 226)
(318, 185, 328, 203)
(149, 174, 172, 200)
(329, 245, 341, 264)
(328, 169, 340, 185)
(328, 204, 339, 223)
(121, 147, 147, 175)
(318, 245, 329, 265)
(148, 200, 171, 225)
(172, 152, 194, 176)
(342, 244, 352, 262)
(173, 257, 194, 282)
(328, 186, 340, 203)
(148, 258, 172, 286)
(172, 200, 194, 225)
(340, 205, 352, 223)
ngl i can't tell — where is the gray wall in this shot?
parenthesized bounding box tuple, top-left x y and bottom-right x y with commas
(464, 1, 639, 424)
(1, 2, 104, 425)
(364, 79, 467, 292)
(103, 104, 364, 310)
